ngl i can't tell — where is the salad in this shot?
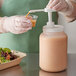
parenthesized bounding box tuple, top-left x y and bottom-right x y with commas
(0, 48, 17, 64)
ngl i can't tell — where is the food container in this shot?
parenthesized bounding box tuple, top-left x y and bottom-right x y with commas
(31, 15, 38, 27)
(26, 14, 38, 27)
(0, 50, 26, 70)
(39, 25, 68, 72)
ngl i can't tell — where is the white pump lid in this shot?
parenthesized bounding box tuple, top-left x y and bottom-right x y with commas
(44, 8, 56, 12)
(47, 22, 54, 27)
(43, 25, 64, 33)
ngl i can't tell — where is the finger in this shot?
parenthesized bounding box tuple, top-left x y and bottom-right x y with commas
(48, 0, 54, 5)
(26, 16, 32, 20)
(16, 22, 32, 28)
(46, 0, 54, 8)
(57, 4, 65, 11)
(49, 0, 59, 8)
(26, 27, 32, 30)
(50, 0, 54, 3)
(52, 2, 62, 11)
(24, 19, 31, 24)
(17, 30, 28, 34)
(15, 17, 32, 26)
(15, 27, 32, 31)
(12, 30, 28, 34)
(19, 18, 31, 24)
(15, 27, 26, 31)
(15, 16, 26, 22)
(15, 16, 32, 24)
(13, 27, 32, 34)
(9, 25, 31, 34)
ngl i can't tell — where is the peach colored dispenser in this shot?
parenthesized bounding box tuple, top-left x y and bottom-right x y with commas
(39, 24, 68, 72)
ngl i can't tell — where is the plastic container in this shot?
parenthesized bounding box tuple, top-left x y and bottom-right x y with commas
(0, 50, 26, 70)
(26, 14, 38, 27)
(39, 25, 68, 72)
(31, 15, 38, 27)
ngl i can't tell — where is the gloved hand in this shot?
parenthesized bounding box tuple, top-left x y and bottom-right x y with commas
(0, 16, 32, 34)
(47, 0, 73, 16)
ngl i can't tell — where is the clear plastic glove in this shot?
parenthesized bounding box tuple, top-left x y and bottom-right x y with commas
(0, 16, 32, 34)
(47, 0, 73, 16)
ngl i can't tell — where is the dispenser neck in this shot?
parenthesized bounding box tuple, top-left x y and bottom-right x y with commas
(43, 25, 64, 33)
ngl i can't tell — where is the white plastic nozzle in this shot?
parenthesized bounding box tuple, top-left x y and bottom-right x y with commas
(45, 8, 55, 27)
(47, 12, 54, 27)
(29, 8, 55, 13)
(29, 9, 44, 13)
(48, 12, 52, 23)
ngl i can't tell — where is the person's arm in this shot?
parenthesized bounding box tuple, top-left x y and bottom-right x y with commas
(0, 0, 4, 33)
(0, 17, 3, 33)
(65, 0, 76, 22)
(0, 0, 3, 33)
(0, 0, 3, 8)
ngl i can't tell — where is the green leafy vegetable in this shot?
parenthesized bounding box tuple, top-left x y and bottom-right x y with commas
(0, 47, 17, 64)
(2, 48, 11, 53)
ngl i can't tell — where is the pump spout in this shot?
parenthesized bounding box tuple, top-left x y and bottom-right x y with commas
(47, 12, 54, 27)
(29, 9, 44, 13)
(29, 8, 55, 13)
(48, 12, 52, 23)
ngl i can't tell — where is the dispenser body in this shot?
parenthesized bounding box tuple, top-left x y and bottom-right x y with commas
(39, 25, 68, 72)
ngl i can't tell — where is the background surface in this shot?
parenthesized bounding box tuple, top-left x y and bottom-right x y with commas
(58, 14, 76, 53)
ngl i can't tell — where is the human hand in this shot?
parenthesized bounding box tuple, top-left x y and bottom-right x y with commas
(0, 16, 32, 34)
(47, 0, 73, 15)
